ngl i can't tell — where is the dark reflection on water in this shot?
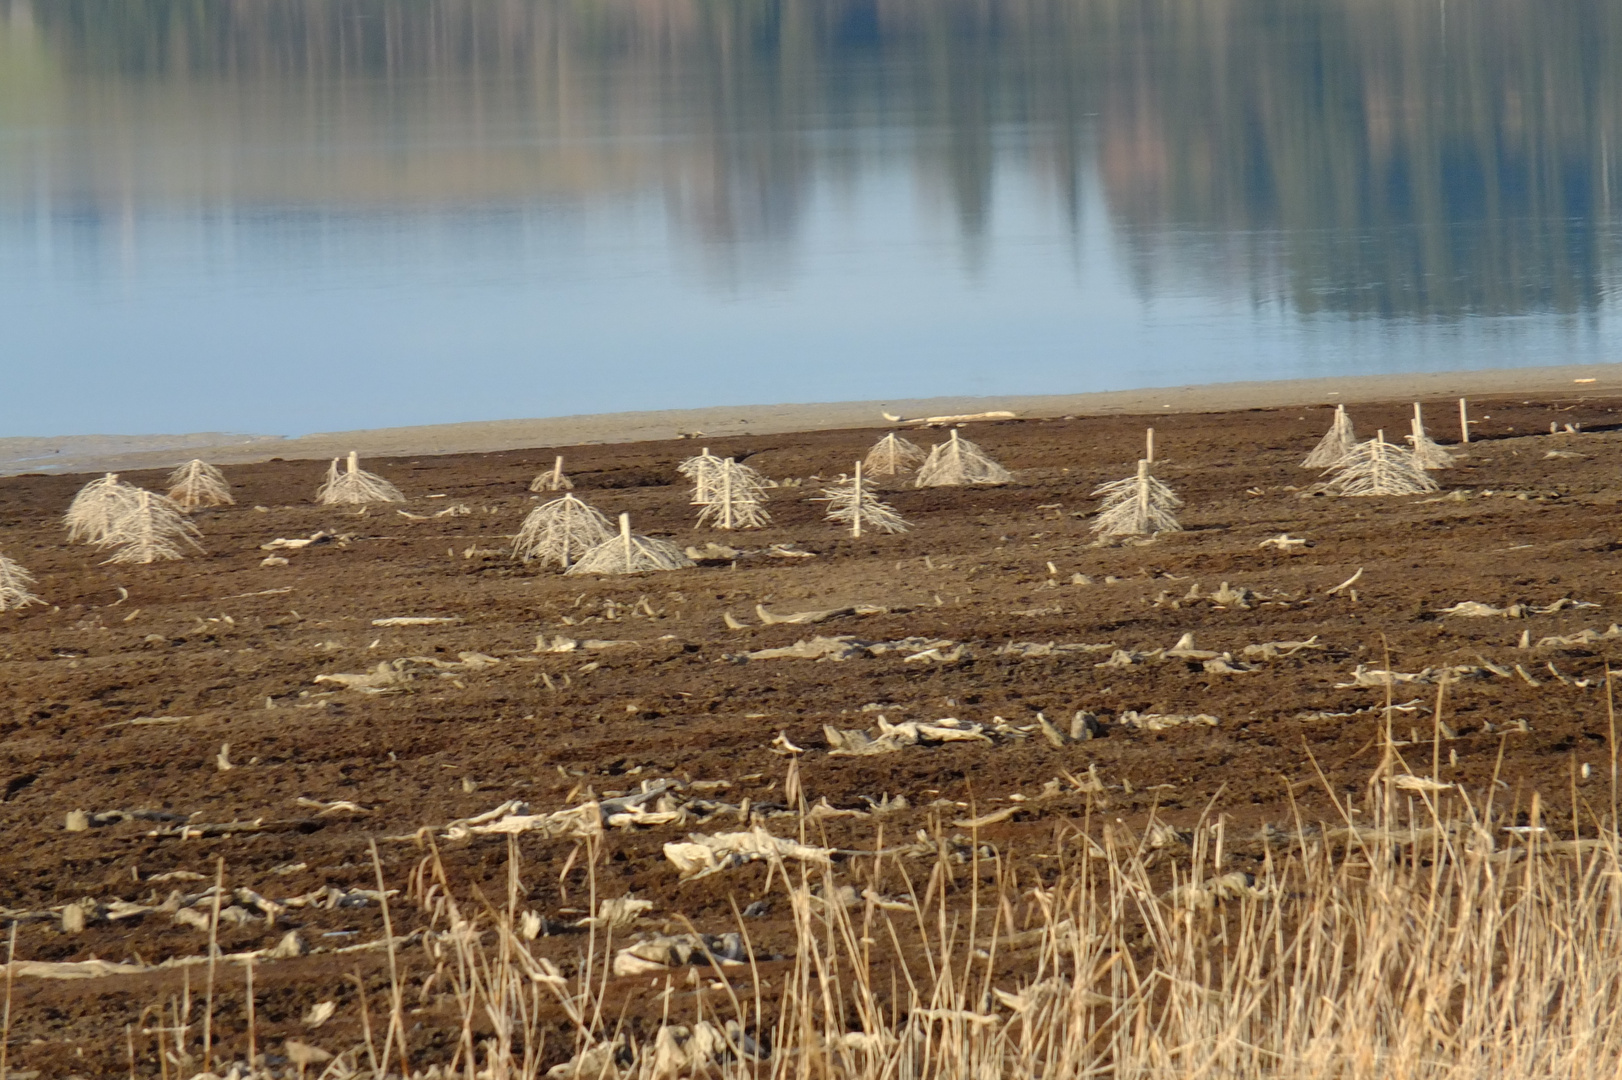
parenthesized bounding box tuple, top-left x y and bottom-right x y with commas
(2, 1, 1619, 435)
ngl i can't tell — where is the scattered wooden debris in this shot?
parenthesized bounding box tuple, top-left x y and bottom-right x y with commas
(1257, 534, 1310, 551)
(371, 615, 460, 626)
(1117, 711, 1219, 731)
(612, 932, 748, 976)
(824, 717, 991, 755)
(663, 828, 834, 879)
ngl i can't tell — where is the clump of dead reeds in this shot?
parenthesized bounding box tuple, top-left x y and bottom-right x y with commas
(165, 459, 235, 510)
(98, 490, 203, 564)
(530, 456, 574, 493)
(697, 458, 772, 530)
(316, 452, 405, 505)
(1303, 403, 1357, 467)
(816, 461, 910, 536)
(1321, 429, 1440, 496)
(1091, 459, 1183, 537)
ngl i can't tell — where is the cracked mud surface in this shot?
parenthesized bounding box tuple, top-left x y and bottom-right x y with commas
(4, 395, 1622, 1074)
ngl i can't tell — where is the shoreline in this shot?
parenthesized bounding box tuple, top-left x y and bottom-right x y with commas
(6, 363, 1621, 476)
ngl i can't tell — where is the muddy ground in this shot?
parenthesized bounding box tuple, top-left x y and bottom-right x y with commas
(3, 395, 1622, 1076)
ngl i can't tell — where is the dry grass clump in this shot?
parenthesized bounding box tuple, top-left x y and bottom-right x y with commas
(1091, 459, 1183, 537)
(316, 452, 406, 505)
(0, 552, 42, 610)
(566, 513, 695, 575)
(513, 494, 614, 569)
(1321, 430, 1440, 496)
(1303, 403, 1357, 467)
(816, 461, 911, 536)
(165, 459, 235, 510)
(63, 473, 142, 544)
(914, 430, 1012, 487)
(97, 490, 203, 564)
(863, 432, 925, 477)
(1407, 403, 1458, 469)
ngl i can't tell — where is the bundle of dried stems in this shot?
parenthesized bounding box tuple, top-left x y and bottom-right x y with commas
(914, 430, 1012, 487)
(513, 494, 614, 569)
(863, 432, 925, 477)
(316, 452, 405, 505)
(1321, 430, 1440, 496)
(530, 455, 574, 493)
(0, 552, 41, 610)
(696, 458, 772, 530)
(63, 473, 142, 544)
(678, 448, 726, 505)
(1406, 403, 1457, 469)
(566, 513, 695, 575)
(98, 490, 204, 564)
(1302, 403, 1357, 468)
(816, 461, 911, 537)
(1091, 459, 1184, 537)
(165, 459, 235, 510)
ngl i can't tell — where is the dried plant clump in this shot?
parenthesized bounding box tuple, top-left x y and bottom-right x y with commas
(1320, 430, 1440, 496)
(530, 455, 574, 493)
(697, 458, 772, 530)
(862, 432, 925, 477)
(316, 451, 405, 505)
(63, 473, 143, 544)
(0, 552, 42, 611)
(566, 513, 695, 575)
(164, 459, 234, 510)
(1302, 403, 1357, 468)
(513, 493, 614, 569)
(1092, 459, 1184, 537)
(1407, 403, 1457, 469)
(678, 447, 726, 505)
(816, 461, 910, 537)
(914, 430, 1012, 487)
(98, 490, 203, 564)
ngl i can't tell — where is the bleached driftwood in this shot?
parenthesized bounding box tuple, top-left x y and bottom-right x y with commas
(315, 451, 405, 504)
(98, 490, 204, 564)
(0, 552, 42, 611)
(816, 461, 910, 536)
(566, 514, 695, 576)
(863, 432, 926, 477)
(662, 827, 833, 879)
(1303, 404, 1357, 467)
(530, 455, 574, 492)
(1091, 460, 1183, 537)
(881, 410, 1017, 425)
(64, 473, 143, 544)
(1406, 403, 1457, 469)
(1319, 431, 1439, 496)
(697, 458, 772, 529)
(165, 459, 234, 510)
(914, 430, 1012, 487)
(513, 493, 614, 569)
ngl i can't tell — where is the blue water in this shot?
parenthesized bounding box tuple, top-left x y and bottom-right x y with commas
(3, 1, 1619, 437)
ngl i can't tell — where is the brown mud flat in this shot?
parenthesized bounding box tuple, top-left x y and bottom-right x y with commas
(3, 395, 1622, 1075)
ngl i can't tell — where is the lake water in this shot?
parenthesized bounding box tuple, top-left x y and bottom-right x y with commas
(3, 0, 1620, 438)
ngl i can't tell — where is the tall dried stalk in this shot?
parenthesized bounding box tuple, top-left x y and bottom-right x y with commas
(0, 553, 42, 611)
(1302, 403, 1357, 467)
(1091, 459, 1183, 537)
(863, 433, 925, 478)
(99, 490, 204, 564)
(165, 460, 235, 510)
(64, 473, 142, 544)
(316, 452, 405, 505)
(816, 461, 911, 537)
(566, 513, 694, 575)
(513, 494, 614, 569)
(914, 430, 1012, 487)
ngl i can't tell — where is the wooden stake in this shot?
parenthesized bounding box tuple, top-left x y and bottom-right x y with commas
(620, 513, 633, 564)
(1146, 428, 1155, 463)
(852, 461, 864, 538)
(1459, 399, 1471, 444)
(202, 856, 224, 1074)
(551, 456, 564, 488)
(245, 955, 257, 1071)
(347, 450, 360, 476)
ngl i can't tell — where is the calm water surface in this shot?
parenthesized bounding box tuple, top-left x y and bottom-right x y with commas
(3, 0, 1620, 437)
